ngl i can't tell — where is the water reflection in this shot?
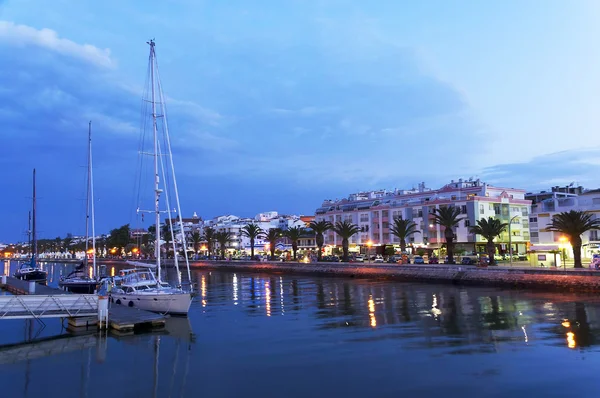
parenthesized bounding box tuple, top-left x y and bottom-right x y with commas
(3, 263, 600, 397)
(189, 270, 600, 354)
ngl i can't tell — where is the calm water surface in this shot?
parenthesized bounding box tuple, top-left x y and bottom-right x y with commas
(1, 260, 600, 397)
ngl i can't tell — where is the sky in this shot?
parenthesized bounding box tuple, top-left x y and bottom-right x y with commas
(1, 0, 600, 242)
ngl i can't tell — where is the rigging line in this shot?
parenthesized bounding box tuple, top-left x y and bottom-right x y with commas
(157, 136, 182, 284)
(155, 59, 192, 283)
(130, 54, 153, 228)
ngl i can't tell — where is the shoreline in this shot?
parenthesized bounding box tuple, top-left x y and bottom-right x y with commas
(188, 261, 600, 293)
(6, 258, 600, 293)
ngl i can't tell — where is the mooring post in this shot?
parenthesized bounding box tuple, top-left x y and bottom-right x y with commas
(98, 295, 109, 329)
(28, 281, 36, 294)
(1, 275, 6, 285)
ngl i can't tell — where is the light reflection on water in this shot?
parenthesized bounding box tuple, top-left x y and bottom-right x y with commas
(1, 260, 600, 397)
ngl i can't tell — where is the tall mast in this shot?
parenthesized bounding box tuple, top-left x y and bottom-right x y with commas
(88, 121, 97, 278)
(149, 39, 162, 282)
(84, 123, 91, 268)
(27, 211, 31, 256)
(31, 169, 37, 268)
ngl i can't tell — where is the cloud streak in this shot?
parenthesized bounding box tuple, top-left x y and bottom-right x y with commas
(0, 20, 114, 68)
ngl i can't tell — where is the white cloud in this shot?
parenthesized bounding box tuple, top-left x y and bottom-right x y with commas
(0, 20, 114, 68)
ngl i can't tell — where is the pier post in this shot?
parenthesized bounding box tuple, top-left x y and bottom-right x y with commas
(28, 281, 36, 294)
(98, 295, 109, 329)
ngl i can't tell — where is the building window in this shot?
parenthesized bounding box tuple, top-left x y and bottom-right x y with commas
(512, 231, 520, 236)
(511, 218, 520, 224)
(590, 231, 599, 241)
(360, 213, 369, 222)
(489, 204, 493, 210)
(480, 204, 485, 214)
(418, 210, 423, 217)
(465, 220, 470, 227)
(461, 205, 467, 214)
(530, 232, 539, 238)
(529, 217, 538, 223)
(521, 208, 528, 216)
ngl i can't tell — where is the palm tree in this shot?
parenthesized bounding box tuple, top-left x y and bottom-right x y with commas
(547, 210, 600, 268)
(431, 206, 464, 264)
(203, 227, 216, 256)
(190, 230, 202, 254)
(285, 226, 303, 260)
(241, 223, 263, 259)
(264, 228, 281, 260)
(332, 220, 360, 262)
(214, 231, 232, 260)
(161, 223, 174, 258)
(309, 220, 333, 261)
(469, 217, 507, 266)
(390, 216, 420, 253)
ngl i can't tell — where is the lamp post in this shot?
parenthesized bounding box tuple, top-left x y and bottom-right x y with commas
(559, 236, 568, 271)
(367, 240, 373, 264)
(508, 215, 519, 266)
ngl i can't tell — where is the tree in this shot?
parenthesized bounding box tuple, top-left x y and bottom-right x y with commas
(241, 223, 263, 259)
(161, 223, 174, 256)
(547, 210, 600, 268)
(309, 220, 333, 261)
(63, 234, 73, 253)
(431, 207, 463, 264)
(469, 217, 507, 266)
(390, 216, 420, 253)
(107, 224, 130, 253)
(264, 228, 282, 260)
(332, 220, 360, 263)
(214, 231, 232, 260)
(190, 231, 202, 254)
(203, 227, 216, 256)
(285, 226, 303, 260)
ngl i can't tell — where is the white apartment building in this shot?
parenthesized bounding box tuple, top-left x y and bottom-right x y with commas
(314, 178, 532, 256)
(527, 186, 600, 265)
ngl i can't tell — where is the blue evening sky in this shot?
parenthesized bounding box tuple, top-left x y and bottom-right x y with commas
(1, 0, 600, 241)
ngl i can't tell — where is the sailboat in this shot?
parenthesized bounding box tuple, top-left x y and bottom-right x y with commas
(59, 122, 98, 294)
(108, 40, 192, 315)
(14, 169, 48, 282)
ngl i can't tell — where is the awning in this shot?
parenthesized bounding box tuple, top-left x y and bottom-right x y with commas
(529, 244, 560, 251)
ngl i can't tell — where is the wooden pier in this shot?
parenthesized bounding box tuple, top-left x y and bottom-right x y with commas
(1, 276, 166, 333)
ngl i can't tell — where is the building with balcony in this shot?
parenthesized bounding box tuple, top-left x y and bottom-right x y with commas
(314, 178, 532, 256)
(526, 186, 600, 265)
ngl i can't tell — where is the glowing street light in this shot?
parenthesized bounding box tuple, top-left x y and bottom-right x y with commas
(367, 240, 373, 264)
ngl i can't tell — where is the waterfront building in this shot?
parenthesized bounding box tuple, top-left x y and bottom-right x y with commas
(171, 211, 309, 255)
(314, 178, 532, 256)
(526, 185, 600, 266)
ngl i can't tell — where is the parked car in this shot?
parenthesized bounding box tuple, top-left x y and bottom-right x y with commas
(428, 257, 439, 264)
(374, 255, 384, 263)
(461, 257, 477, 265)
(413, 255, 425, 264)
(354, 255, 365, 263)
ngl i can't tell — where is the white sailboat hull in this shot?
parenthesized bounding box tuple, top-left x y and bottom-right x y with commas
(110, 291, 192, 315)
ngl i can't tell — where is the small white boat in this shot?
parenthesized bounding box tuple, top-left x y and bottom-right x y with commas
(108, 269, 191, 315)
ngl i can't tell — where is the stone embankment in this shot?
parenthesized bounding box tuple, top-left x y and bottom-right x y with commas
(189, 261, 600, 293)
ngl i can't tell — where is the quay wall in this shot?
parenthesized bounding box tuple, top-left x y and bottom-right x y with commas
(188, 261, 600, 293)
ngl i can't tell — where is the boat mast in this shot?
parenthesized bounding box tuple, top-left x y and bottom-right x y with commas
(149, 39, 162, 282)
(31, 169, 37, 268)
(27, 211, 31, 257)
(88, 121, 97, 279)
(84, 123, 91, 269)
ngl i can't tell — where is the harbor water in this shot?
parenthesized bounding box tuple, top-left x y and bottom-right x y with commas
(1, 260, 600, 397)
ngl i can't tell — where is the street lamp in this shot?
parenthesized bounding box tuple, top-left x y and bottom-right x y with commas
(508, 215, 519, 266)
(367, 240, 373, 264)
(559, 236, 568, 271)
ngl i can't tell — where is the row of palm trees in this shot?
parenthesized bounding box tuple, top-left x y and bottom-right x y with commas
(186, 209, 599, 268)
(311, 208, 600, 268)
(188, 224, 307, 260)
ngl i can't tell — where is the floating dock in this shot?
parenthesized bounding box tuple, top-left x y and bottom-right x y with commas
(1, 276, 166, 333)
